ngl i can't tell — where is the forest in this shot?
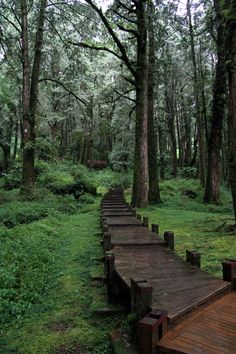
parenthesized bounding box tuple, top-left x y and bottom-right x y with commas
(0, 0, 236, 353)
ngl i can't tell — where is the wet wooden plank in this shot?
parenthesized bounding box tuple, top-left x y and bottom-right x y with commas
(109, 226, 164, 246)
(158, 293, 236, 354)
(105, 216, 143, 227)
(113, 245, 230, 321)
(101, 204, 128, 209)
(102, 211, 132, 217)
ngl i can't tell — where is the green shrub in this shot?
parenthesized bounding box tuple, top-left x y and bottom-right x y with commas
(0, 202, 49, 228)
(92, 168, 132, 191)
(179, 167, 198, 178)
(35, 160, 51, 176)
(79, 193, 96, 204)
(35, 137, 58, 161)
(37, 162, 97, 197)
(3, 163, 22, 190)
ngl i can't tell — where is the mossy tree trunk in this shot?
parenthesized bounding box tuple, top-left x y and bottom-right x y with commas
(147, 1, 161, 203)
(187, 0, 205, 187)
(204, 0, 227, 203)
(224, 0, 236, 223)
(20, 0, 47, 196)
(132, 0, 149, 207)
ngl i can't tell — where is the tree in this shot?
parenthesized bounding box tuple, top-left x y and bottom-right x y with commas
(204, 0, 227, 203)
(223, 0, 236, 224)
(187, 0, 206, 187)
(20, 0, 47, 195)
(147, 1, 161, 203)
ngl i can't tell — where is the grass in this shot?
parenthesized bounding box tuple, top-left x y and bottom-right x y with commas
(136, 179, 236, 278)
(0, 201, 125, 354)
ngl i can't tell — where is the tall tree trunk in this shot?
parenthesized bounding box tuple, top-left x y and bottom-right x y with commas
(187, 0, 205, 187)
(158, 124, 165, 180)
(165, 86, 177, 178)
(224, 0, 236, 224)
(147, 1, 161, 203)
(20, 0, 47, 196)
(131, 0, 148, 207)
(13, 120, 19, 159)
(204, 0, 226, 203)
(20, 0, 31, 193)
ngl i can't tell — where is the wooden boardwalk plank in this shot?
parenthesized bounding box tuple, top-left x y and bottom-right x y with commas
(105, 216, 143, 227)
(158, 293, 236, 354)
(113, 245, 230, 321)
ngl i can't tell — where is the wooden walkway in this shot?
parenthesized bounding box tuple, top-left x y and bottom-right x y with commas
(101, 189, 236, 354)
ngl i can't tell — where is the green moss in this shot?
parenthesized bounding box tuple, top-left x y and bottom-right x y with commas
(0, 201, 124, 354)
(137, 179, 235, 278)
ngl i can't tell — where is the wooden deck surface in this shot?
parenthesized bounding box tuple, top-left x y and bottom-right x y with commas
(109, 227, 164, 247)
(158, 292, 236, 354)
(101, 189, 234, 353)
(113, 245, 230, 321)
(104, 216, 143, 227)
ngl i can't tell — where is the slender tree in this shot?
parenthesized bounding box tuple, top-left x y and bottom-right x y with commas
(20, 0, 47, 196)
(147, 1, 161, 203)
(187, 0, 206, 187)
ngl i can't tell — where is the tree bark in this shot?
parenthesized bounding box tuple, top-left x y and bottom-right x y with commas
(204, 0, 227, 203)
(147, 1, 161, 203)
(224, 0, 236, 223)
(131, 0, 149, 207)
(20, 0, 47, 196)
(187, 0, 205, 187)
(13, 119, 19, 159)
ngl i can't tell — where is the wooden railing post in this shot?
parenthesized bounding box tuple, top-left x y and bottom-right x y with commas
(132, 209, 137, 217)
(151, 224, 159, 234)
(137, 214, 142, 221)
(102, 224, 108, 233)
(222, 260, 236, 290)
(143, 217, 149, 228)
(186, 250, 201, 268)
(105, 251, 116, 303)
(131, 278, 153, 320)
(164, 231, 175, 251)
(104, 232, 111, 251)
(138, 310, 168, 354)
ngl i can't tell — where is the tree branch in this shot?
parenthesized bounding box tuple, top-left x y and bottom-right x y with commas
(84, 0, 136, 79)
(68, 40, 122, 60)
(39, 78, 88, 106)
(117, 23, 138, 36)
(111, 8, 136, 24)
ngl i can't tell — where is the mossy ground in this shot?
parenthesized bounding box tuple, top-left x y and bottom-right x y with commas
(135, 179, 236, 278)
(0, 201, 125, 354)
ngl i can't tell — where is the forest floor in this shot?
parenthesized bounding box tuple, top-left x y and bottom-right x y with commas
(0, 171, 235, 353)
(0, 200, 125, 354)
